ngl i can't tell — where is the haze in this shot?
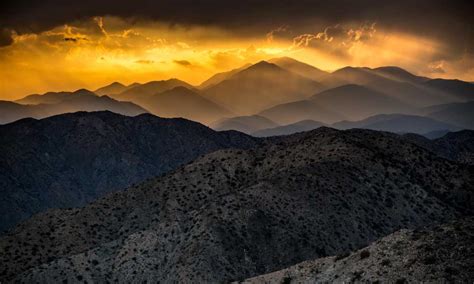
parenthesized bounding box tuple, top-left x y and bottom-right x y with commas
(1, 0, 473, 100)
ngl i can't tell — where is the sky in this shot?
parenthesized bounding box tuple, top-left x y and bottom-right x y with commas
(0, 0, 473, 100)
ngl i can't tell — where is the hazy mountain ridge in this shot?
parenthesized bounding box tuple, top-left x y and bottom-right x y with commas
(1, 91, 148, 124)
(5, 58, 474, 127)
(110, 79, 194, 102)
(203, 61, 324, 115)
(1, 127, 472, 282)
(16, 89, 97, 105)
(94, 82, 137, 96)
(332, 114, 460, 134)
(211, 115, 280, 134)
(268, 57, 329, 81)
(126, 86, 233, 125)
(0, 111, 259, 232)
(199, 63, 252, 89)
(252, 120, 326, 137)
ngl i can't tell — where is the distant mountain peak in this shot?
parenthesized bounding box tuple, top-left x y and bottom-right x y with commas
(72, 88, 96, 96)
(162, 85, 195, 94)
(246, 60, 281, 71)
(109, 82, 126, 87)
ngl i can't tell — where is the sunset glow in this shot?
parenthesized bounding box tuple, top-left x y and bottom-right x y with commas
(1, 13, 472, 99)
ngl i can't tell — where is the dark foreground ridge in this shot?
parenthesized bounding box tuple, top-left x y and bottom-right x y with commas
(0, 127, 472, 282)
(0, 111, 259, 232)
(245, 217, 474, 283)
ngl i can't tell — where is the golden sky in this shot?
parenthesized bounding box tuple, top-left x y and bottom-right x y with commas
(0, 15, 473, 100)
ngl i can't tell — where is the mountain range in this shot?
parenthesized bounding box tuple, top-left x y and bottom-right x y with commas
(0, 89, 147, 124)
(0, 111, 258, 233)
(1, 125, 472, 282)
(4, 57, 473, 136)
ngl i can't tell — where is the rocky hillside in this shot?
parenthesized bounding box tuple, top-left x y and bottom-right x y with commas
(245, 217, 474, 283)
(0, 111, 258, 232)
(403, 130, 474, 165)
(1, 127, 472, 282)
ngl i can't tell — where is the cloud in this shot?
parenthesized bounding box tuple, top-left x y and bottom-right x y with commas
(290, 23, 377, 59)
(135, 59, 154, 64)
(266, 25, 289, 42)
(0, 28, 14, 46)
(1, 0, 472, 50)
(173, 59, 192, 67)
(428, 61, 446, 74)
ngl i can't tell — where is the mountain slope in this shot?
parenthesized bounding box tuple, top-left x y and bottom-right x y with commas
(94, 82, 131, 96)
(203, 61, 323, 115)
(423, 101, 474, 129)
(245, 217, 474, 283)
(333, 114, 460, 134)
(424, 79, 474, 101)
(0, 91, 147, 124)
(310, 84, 412, 120)
(210, 115, 279, 134)
(432, 130, 474, 165)
(199, 63, 251, 89)
(257, 84, 410, 125)
(372, 66, 429, 84)
(15, 89, 98, 105)
(325, 67, 456, 106)
(131, 86, 232, 125)
(252, 120, 326, 137)
(0, 111, 259, 232)
(268, 57, 329, 81)
(111, 79, 193, 101)
(1, 127, 472, 282)
(259, 100, 345, 125)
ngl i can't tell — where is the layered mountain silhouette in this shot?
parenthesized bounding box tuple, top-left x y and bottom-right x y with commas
(1, 90, 147, 124)
(203, 61, 323, 115)
(268, 57, 329, 81)
(333, 114, 460, 134)
(252, 120, 326, 137)
(110, 79, 193, 102)
(421, 101, 474, 130)
(423, 78, 474, 101)
(251, 114, 461, 138)
(0, 111, 258, 232)
(246, 217, 474, 283)
(121, 86, 232, 125)
(257, 84, 410, 125)
(323, 66, 465, 106)
(5, 57, 473, 129)
(94, 82, 137, 96)
(211, 115, 279, 134)
(1, 127, 472, 282)
(198, 63, 252, 89)
(16, 89, 98, 105)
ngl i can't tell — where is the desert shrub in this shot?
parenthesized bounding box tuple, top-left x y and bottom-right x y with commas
(360, 250, 370, 259)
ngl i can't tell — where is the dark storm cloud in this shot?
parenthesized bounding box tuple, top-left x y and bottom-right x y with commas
(0, 0, 472, 51)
